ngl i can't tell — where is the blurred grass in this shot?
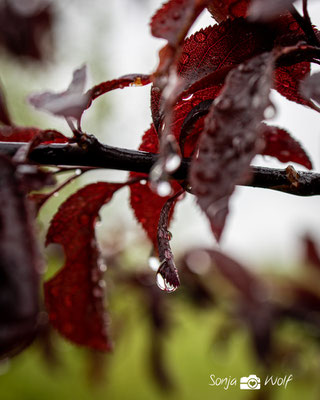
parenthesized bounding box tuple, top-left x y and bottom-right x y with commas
(1, 284, 320, 400)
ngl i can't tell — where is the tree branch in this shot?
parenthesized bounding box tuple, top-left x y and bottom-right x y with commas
(1, 141, 320, 196)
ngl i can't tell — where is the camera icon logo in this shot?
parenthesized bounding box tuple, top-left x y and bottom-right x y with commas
(240, 375, 261, 390)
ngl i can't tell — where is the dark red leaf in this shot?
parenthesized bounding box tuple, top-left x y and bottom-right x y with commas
(0, 84, 12, 126)
(300, 71, 320, 105)
(207, 249, 266, 301)
(248, 0, 295, 22)
(29, 66, 89, 123)
(0, 0, 53, 61)
(0, 154, 40, 357)
(207, 0, 249, 22)
(0, 126, 69, 143)
(130, 126, 181, 246)
(45, 182, 126, 351)
(177, 19, 271, 92)
(88, 74, 150, 103)
(190, 53, 274, 241)
(151, 0, 209, 78)
(151, 0, 207, 46)
(260, 123, 312, 169)
(156, 191, 184, 292)
(275, 62, 312, 108)
(207, 249, 274, 362)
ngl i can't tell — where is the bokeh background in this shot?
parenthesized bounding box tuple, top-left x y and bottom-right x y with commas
(1, 0, 320, 399)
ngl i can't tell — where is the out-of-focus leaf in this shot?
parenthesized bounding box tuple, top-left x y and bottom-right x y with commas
(29, 66, 89, 123)
(0, 154, 41, 357)
(207, 249, 274, 362)
(248, 0, 296, 22)
(0, 0, 54, 61)
(45, 182, 126, 351)
(190, 53, 274, 241)
(0, 126, 69, 143)
(303, 235, 320, 270)
(300, 71, 320, 105)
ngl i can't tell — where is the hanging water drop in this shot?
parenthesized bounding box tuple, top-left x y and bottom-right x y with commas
(156, 181, 172, 197)
(264, 104, 276, 120)
(165, 153, 181, 173)
(75, 168, 82, 176)
(156, 271, 178, 292)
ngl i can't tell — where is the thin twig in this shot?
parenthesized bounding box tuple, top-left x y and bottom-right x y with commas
(1, 141, 320, 197)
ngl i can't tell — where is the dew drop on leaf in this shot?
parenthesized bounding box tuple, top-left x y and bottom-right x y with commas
(75, 168, 82, 175)
(194, 31, 206, 43)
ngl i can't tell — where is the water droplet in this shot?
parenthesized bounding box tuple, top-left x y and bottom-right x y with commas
(194, 31, 206, 43)
(167, 231, 173, 240)
(140, 179, 147, 185)
(53, 192, 59, 197)
(148, 256, 159, 271)
(98, 279, 106, 288)
(98, 260, 107, 272)
(129, 76, 143, 87)
(264, 104, 276, 120)
(156, 272, 178, 292)
(180, 52, 190, 65)
(156, 181, 172, 197)
(165, 153, 181, 173)
(75, 168, 81, 175)
(182, 93, 194, 101)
